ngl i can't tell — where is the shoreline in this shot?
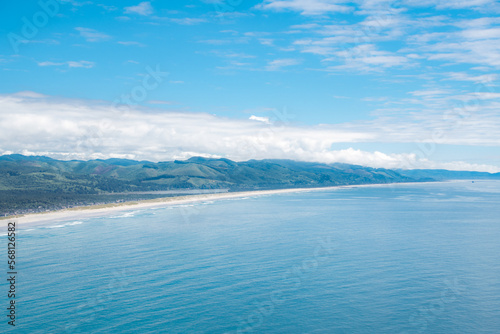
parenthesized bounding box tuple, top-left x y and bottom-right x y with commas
(3, 181, 437, 228)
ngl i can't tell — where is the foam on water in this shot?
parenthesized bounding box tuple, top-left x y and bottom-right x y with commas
(109, 210, 144, 218)
(43, 220, 84, 228)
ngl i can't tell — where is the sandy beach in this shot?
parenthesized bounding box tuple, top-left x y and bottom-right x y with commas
(2, 182, 429, 228)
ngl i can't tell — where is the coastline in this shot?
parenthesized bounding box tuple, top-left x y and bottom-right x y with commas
(3, 182, 433, 228)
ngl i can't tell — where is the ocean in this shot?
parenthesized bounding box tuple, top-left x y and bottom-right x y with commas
(3, 180, 500, 333)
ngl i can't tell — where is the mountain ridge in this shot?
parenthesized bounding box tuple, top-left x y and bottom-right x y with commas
(1, 154, 499, 216)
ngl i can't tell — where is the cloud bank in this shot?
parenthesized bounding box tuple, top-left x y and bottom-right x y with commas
(0, 92, 499, 173)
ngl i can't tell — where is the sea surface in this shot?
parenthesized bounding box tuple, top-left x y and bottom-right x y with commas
(2, 180, 500, 333)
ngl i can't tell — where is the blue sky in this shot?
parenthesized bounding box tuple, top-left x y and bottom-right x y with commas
(1, 0, 500, 171)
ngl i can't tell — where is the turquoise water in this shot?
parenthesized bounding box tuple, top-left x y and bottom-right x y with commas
(2, 180, 500, 333)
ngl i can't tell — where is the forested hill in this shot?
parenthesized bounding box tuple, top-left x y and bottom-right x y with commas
(1, 154, 499, 216)
(0, 154, 416, 193)
(0, 154, 417, 216)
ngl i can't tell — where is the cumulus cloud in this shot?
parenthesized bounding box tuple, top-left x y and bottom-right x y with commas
(0, 93, 499, 173)
(249, 115, 271, 124)
(0, 92, 369, 161)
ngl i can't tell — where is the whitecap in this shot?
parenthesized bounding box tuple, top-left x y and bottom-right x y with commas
(67, 221, 83, 226)
(109, 211, 142, 218)
(38, 220, 86, 230)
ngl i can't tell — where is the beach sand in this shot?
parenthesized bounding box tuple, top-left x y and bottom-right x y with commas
(2, 182, 427, 228)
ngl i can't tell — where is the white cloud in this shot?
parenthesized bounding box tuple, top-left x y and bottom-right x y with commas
(75, 27, 111, 42)
(290, 23, 320, 30)
(267, 1, 500, 74)
(97, 4, 118, 11)
(249, 115, 271, 124)
(461, 27, 500, 40)
(405, 20, 500, 68)
(170, 18, 207, 25)
(410, 89, 451, 97)
(0, 92, 370, 163)
(38, 60, 95, 68)
(67, 61, 94, 68)
(12, 91, 47, 98)
(265, 58, 302, 71)
(259, 38, 274, 46)
(301, 45, 336, 55)
(117, 41, 145, 47)
(403, 0, 495, 9)
(288, 148, 500, 173)
(444, 72, 498, 84)
(200, 0, 224, 4)
(452, 92, 500, 101)
(287, 9, 412, 69)
(453, 17, 500, 29)
(328, 44, 410, 71)
(0, 93, 499, 172)
(124, 1, 153, 16)
(426, 41, 500, 67)
(255, 0, 352, 15)
(147, 100, 174, 105)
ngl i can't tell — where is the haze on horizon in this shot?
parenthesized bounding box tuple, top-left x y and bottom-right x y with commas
(1, 0, 500, 173)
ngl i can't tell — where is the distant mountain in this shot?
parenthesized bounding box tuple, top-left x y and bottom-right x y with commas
(0, 154, 57, 162)
(1, 154, 499, 216)
(396, 169, 500, 181)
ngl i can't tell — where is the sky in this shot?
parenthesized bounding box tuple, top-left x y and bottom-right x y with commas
(1, 0, 500, 172)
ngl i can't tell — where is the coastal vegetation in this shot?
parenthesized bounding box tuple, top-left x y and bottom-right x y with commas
(1, 154, 499, 216)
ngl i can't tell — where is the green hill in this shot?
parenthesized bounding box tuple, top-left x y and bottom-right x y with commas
(0, 155, 423, 216)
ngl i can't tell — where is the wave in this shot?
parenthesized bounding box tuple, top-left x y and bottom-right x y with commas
(46, 225, 66, 229)
(19, 221, 86, 232)
(109, 211, 143, 219)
